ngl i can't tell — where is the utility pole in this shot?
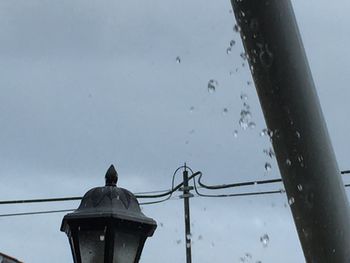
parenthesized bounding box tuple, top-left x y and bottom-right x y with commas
(180, 164, 193, 263)
(230, 0, 350, 262)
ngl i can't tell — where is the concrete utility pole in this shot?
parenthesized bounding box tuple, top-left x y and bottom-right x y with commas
(230, 0, 350, 262)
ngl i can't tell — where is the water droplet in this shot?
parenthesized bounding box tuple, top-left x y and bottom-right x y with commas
(260, 234, 269, 247)
(288, 197, 295, 206)
(99, 235, 105, 241)
(160, 222, 164, 227)
(186, 243, 191, 248)
(263, 148, 275, 158)
(296, 131, 301, 139)
(189, 106, 195, 113)
(264, 162, 272, 172)
(257, 43, 274, 68)
(240, 93, 248, 101)
(286, 159, 292, 166)
(233, 24, 241, 32)
(280, 188, 286, 193)
(260, 128, 270, 137)
(239, 118, 249, 130)
(243, 102, 250, 110)
(297, 184, 303, 192)
(222, 108, 228, 115)
(297, 155, 305, 167)
(198, 235, 203, 240)
(230, 40, 236, 47)
(207, 79, 218, 93)
(245, 253, 252, 259)
(239, 109, 252, 130)
(248, 122, 256, 129)
(247, 81, 252, 86)
(240, 52, 247, 60)
(233, 130, 239, 138)
(176, 240, 181, 245)
(240, 109, 251, 119)
(176, 56, 181, 63)
(226, 47, 232, 54)
(186, 234, 192, 240)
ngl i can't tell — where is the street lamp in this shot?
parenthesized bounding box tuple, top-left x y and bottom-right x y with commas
(61, 165, 157, 263)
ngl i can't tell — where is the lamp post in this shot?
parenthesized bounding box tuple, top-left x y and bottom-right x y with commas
(61, 165, 157, 263)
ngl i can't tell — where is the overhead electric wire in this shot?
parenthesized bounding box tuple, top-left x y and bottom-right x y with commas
(0, 209, 75, 217)
(0, 167, 349, 210)
(0, 196, 82, 205)
(0, 191, 285, 218)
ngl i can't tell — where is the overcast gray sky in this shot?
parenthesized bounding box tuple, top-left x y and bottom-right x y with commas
(0, 0, 349, 262)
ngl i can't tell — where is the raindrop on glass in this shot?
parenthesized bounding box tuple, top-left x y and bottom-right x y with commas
(226, 47, 232, 54)
(297, 155, 305, 167)
(186, 243, 191, 248)
(245, 253, 252, 259)
(207, 79, 218, 93)
(263, 148, 275, 158)
(233, 24, 241, 32)
(243, 102, 250, 110)
(296, 131, 301, 139)
(297, 184, 303, 192)
(230, 40, 236, 47)
(189, 106, 195, 113)
(239, 118, 249, 130)
(186, 234, 192, 240)
(240, 52, 247, 60)
(286, 159, 292, 166)
(198, 235, 203, 240)
(248, 122, 256, 129)
(222, 108, 228, 115)
(240, 93, 248, 101)
(260, 128, 269, 137)
(176, 240, 181, 245)
(176, 56, 181, 64)
(260, 234, 270, 247)
(233, 130, 239, 138)
(264, 162, 272, 172)
(288, 197, 295, 206)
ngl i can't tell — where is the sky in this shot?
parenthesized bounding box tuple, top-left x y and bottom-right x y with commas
(0, 0, 349, 262)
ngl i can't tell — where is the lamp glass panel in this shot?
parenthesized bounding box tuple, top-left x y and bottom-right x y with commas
(113, 232, 140, 263)
(78, 230, 106, 263)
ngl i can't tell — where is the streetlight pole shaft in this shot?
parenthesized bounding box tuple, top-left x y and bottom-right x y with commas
(183, 169, 192, 263)
(230, 0, 350, 262)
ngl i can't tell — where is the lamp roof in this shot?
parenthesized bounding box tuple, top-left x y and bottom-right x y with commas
(61, 165, 157, 236)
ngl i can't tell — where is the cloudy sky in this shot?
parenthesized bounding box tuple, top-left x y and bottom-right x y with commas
(0, 0, 349, 262)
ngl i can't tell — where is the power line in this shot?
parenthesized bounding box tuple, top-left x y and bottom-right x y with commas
(0, 190, 289, 218)
(0, 209, 75, 217)
(0, 168, 349, 208)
